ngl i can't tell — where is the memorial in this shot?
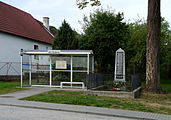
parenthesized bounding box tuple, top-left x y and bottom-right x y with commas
(114, 48, 125, 82)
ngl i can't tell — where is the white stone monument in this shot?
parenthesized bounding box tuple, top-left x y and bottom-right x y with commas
(114, 48, 125, 82)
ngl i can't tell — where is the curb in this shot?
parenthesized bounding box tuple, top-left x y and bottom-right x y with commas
(0, 103, 155, 120)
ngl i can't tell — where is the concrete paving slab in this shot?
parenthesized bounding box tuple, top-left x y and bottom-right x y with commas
(0, 87, 87, 99)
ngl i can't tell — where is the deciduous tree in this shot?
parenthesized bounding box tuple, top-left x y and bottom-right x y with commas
(80, 9, 129, 72)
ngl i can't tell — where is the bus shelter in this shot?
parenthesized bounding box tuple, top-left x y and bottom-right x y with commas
(20, 50, 94, 89)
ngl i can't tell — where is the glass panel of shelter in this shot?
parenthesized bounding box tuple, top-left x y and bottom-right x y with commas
(22, 54, 30, 86)
(51, 55, 71, 86)
(30, 55, 50, 86)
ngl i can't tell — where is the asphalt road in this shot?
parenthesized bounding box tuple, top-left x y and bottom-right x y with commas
(0, 105, 134, 120)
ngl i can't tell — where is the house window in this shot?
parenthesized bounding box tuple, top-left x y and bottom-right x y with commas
(34, 45, 39, 50)
(46, 46, 48, 50)
(34, 45, 39, 60)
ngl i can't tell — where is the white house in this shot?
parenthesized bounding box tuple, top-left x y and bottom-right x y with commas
(0, 2, 54, 77)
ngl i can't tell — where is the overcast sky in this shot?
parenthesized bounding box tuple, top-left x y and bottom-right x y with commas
(1, 0, 171, 33)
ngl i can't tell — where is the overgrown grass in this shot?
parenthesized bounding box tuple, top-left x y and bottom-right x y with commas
(23, 90, 171, 115)
(0, 81, 25, 94)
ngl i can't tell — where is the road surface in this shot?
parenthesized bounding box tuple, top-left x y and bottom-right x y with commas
(0, 105, 134, 120)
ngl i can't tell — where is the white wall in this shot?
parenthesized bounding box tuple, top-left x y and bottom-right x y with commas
(0, 32, 52, 75)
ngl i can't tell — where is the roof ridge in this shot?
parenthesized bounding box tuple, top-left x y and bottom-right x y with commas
(0, 1, 32, 17)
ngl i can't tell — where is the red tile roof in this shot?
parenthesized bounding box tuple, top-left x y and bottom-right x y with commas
(0, 2, 54, 44)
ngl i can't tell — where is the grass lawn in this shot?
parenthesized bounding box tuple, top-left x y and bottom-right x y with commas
(22, 90, 171, 115)
(0, 81, 25, 94)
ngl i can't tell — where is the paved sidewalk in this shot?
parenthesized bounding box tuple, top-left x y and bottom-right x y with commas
(0, 88, 171, 120)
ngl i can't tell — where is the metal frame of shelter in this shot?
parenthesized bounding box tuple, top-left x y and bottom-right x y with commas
(20, 50, 94, 89)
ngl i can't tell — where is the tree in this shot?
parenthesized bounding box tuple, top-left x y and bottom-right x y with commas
(53, 20, 78, 50)
(76, 0, 100, 9)
(77, 0, 162, 93)
(50, 26, 58, 36)
(160, 18, 171, 79)
(161, 40, 171, 79)
(146, 0, 162, 93)
(80, 9, 129, 72)
(125, 20, 147, 74)
(125, 18, 170, 76)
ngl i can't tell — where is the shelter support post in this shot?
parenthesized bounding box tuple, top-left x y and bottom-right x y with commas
(29, 55, 32, 86)
(20, 55, 23, 87)
(87, 54, 90, 74)
(50, 57, 52, 87)
(70, 55, 73, 88)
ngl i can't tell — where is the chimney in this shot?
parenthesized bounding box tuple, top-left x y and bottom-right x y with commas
(43, 17, 49, 30)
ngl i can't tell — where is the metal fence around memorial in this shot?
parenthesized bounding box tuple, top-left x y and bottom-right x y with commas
(86, 73, 142, 92)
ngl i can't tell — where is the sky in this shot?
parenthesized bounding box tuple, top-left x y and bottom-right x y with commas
(1, 0, 171, 33)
